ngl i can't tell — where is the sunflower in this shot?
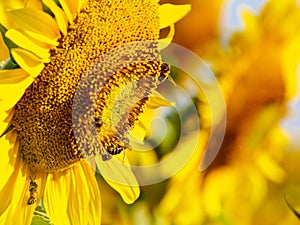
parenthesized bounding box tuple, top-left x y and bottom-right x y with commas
(0, 0, 190, 224)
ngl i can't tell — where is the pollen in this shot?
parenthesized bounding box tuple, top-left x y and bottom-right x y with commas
(12, 0, 164, 172)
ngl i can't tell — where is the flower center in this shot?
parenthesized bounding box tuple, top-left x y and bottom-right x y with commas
(12, 0, 164, 172)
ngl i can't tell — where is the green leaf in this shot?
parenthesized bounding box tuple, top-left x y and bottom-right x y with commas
(0, 23, 7, 34)
(42, 3, 55, 17)
(53, 0, 61, 7)
(30, 206, 53, 225)
(0, 24, 18, 50)
(0, 24, 19, 65)
(1, 59, 19, 70)
(0, 125, 14, 138)
(31, 215, 53, 225)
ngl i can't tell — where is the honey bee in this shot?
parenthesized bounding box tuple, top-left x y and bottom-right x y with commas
(101, 137, 130, 161)
(95, 116, 102, 128)
(106, 137, 130, 155)
(159, 62, 171, 82)
(27, 178, 38, 205)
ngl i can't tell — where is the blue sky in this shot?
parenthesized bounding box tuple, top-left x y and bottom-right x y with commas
(221, 0, 267, 30)
(227, 0, 267, 27)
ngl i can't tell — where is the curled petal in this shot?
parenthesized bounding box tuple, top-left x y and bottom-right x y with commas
(159, 4, 191, 29)
(96, 156, 140, 204)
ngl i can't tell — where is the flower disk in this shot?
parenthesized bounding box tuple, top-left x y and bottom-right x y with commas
(12, 0, 163, 172)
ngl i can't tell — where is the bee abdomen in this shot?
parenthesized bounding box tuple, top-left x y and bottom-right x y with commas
(106, 146, 124, 155)
(27, 197, 37, 205)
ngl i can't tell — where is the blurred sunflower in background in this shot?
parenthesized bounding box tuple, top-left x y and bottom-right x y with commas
(159, 0, 300, 225)
(0, 0, 190, 224)
(89, 0, 300, 225)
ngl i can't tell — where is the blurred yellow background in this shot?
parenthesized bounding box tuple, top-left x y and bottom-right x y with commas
(99, 0, 300, 224)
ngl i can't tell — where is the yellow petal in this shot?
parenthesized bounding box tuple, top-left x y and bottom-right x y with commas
(1, 0, 43, 10)
(130, 121, 148, 141)
(78, 0, 88, 12)
(6, 173, 41, 225)
(0, 1, 10, 29)
(71, 0, 88, 13)
(0, 34, 9, 62)
(282, 36, 300, 99)
(247, 168, 268, 205)
(239, 7, 259, 40)
(24, 0, 43, 10)
(59, 0, 77, 24)
(159, 4, 191, 29)
(23, 172, 48, 225)
(11, 48, 44, 77)
(42, 0, 69, 35)
(44, 169, 72, 225)
(130, 91, 173, 140)
(0, 0, 58, 47)
(147, 91, 174, 109)
(0, 130, 18, 190)
(44, 162, 101, 225)
(68, 164, 89, 225)
(0, 0, 43, 28)
(16, 173, 47, 225)
(68, 163, 101, 225)
(0, 210, 9, 224)
(8, 8, 60, 40)
(0, 0, 24, 29)
(0, 68, 34, 111)
(6, 29, 50, 61)
(0, 67, 30, 84)
(0, 171, 16, 217)
(1, 0, 39, 9)
(0, 144, 46, 225)
(0, 171, 20, 221)
(24, 30, 59, 48)
(0, 108, 14, 136)
(255, 153, 286, 183)
(81, 162, 101, 225)
(126, 147, 158, 168)
(159, 24, 175, 50)
(95, 155, 140, 204)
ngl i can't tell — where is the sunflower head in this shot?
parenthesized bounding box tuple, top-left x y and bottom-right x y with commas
(6, 0, 165, 172)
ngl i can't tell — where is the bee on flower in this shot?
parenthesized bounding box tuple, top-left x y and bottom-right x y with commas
(0, 0, 190, 224)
